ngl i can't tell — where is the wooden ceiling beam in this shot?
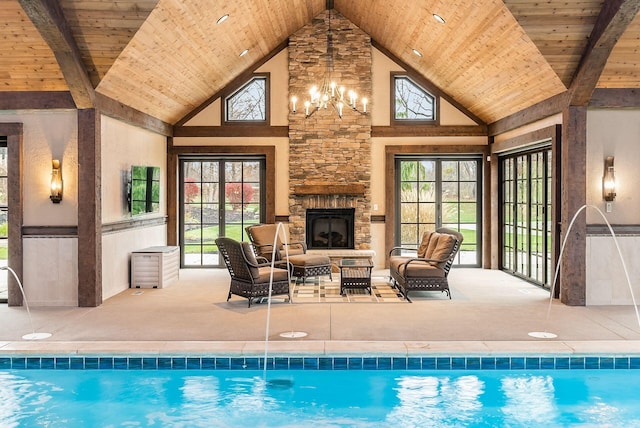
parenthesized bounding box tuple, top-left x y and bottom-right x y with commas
(569, 0, 640, 106)
(18, 0, 95, 108)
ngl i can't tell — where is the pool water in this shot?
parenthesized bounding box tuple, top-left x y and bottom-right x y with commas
(1, 369, 639, 427)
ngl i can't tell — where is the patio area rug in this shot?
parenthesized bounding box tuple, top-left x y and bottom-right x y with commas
(291, 276, 406, 303)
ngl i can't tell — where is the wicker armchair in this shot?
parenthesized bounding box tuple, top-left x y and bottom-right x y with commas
(245, 224, 332, 284)
(389, 228, 463, 301)
(215, 237, 291, 307)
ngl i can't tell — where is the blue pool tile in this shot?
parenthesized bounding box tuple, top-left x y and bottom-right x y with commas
(99, 358, 113, 370)
(128, 358, 142, 370)
(600, 357, 614, 369)
(495, 358, 510, 370)
(392, 358, 407, 370)
(421, 357, 436, 370)
(304, 358, 318, 370)
(55, 357, 70, 370)
(319, 357, 333, 370)
(201, 358, 215, 370)
(437, 357, 451, 370)
(348, 358, 363, 370)
(143, 358, 158, 370)
(289, 358, 303, 370)
(114, 357, 128, 370)
(510, 358, 525, 370)
(26, 358, 41, 369)
(70, 357, 85, 370)
(363, 357, 377, 370)
(11, 358, 26, 369)
(377, 357, 392, 370)
(215, 358, 230, 370)
(407, 357, 422, 370)
(570, 357, 585, 370)
(0, 358, 10, 369)
(585, 357, 600, 370)
(526, 357, 540, 370)
(245, 358, 260, 370)
(40, 357, 55, 369)
(274, 357, 289, 370)
(630, 357, 640, 369)
(481, 358, 495, 370)
(555, 358, 570, 370)
(85, 358, 99, 370)
(615, 357, 630, 369)
(173, 357, 187, 370)
(540, 357, 555, 370)
(466, 357, 481, 370)
(157, 357, 172, 370)
(333, 358, 348, 370)
(259, 358, 273, 371)
(186, 358, 201, 370)
(230, 358, 245, 370)
(451, 357, 466, 370)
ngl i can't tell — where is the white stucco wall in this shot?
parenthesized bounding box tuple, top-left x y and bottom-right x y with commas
(0, 110, 79, 306)
(101, 115, 167, 299)
(586, 109, 640, 305)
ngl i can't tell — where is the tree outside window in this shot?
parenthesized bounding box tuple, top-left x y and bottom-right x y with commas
(225, 77, 267, 121)
(394, 76, 435, 121)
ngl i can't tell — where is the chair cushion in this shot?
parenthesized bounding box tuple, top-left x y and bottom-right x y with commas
(286, 254, 330, 267)
(426, 233, 457, 268)
(390, 256, 445, 278)
(241, 242, 260, 279)
(255, 267, 290, 283)
(417, 231, 433, 258)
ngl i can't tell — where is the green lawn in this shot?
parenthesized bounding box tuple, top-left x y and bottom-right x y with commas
(182, 224, 254, 253)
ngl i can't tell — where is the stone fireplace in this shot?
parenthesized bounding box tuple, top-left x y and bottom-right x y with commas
(306, 208, 355, 249)
(288, 9, 372, 250)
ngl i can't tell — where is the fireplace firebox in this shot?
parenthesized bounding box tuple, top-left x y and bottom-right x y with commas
(306, 208, 355, 249)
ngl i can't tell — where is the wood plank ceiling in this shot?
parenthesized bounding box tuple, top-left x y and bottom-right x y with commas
(2, 0, 640, 125)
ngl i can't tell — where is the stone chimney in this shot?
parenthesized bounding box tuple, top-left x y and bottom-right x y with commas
(288, 9, 372, 250)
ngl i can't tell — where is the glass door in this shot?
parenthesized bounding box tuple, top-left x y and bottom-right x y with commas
(395, 156, 482, 266)
(179, 157, 265, 267)
(501, 148, 553, 287)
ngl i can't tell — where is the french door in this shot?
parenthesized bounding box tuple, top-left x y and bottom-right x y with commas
(179, 156, 265, 267)
(395, 156, 482, 266)
(501, 149, 553, 287)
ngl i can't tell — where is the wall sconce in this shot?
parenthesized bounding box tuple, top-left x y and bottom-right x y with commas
(603, 156, 616, 202)
(50, 159, 63, 203)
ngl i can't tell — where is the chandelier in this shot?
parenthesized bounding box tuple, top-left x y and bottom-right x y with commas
(290, 8, 368, 119)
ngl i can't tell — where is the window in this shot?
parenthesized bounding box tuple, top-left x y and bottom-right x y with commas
(393, 75, 436, 122)
(501, 148, 553, 288)
(179, 157, 265, 267)
(225, 75, 268, 122)
(395, 156, 481, 266)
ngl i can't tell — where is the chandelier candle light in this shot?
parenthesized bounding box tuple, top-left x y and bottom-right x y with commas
(290, 8, 368, 119)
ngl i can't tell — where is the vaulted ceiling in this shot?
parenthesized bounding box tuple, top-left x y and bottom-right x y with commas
(2, 0, 640, 126)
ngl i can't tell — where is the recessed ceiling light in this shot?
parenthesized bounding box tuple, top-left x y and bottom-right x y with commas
(217, 14, 229, 24)
(433, 14, 446, 24)
(239, 49, 249, 57)
(412, 49, 423, 57)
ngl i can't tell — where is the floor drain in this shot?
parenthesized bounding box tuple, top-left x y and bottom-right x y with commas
(528, 331, 557, 339)
(279, 331, 308, 338)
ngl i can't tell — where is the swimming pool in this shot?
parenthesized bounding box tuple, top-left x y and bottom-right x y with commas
(2, 355, 640, 427)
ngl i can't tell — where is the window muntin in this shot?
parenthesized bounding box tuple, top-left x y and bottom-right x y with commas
(393, 76, 436, 122)
(225, 76, 267, 122)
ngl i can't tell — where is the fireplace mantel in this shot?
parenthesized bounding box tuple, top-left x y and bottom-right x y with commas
(293, 183, 365, 196)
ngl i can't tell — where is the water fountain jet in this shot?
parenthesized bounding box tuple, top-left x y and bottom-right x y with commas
(528, 204, 640, 339)
(1, 266, 52, 340)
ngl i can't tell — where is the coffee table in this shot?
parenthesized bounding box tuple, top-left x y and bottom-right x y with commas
(338, 258, 374, 295)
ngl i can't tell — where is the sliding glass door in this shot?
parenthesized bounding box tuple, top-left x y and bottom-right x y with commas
(395, 156, 482, 266)
(179, 157, 265, 267)
(501, 148, 553, 287)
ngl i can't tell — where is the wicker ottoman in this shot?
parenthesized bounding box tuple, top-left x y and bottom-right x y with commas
(287, 254, 332, 284)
